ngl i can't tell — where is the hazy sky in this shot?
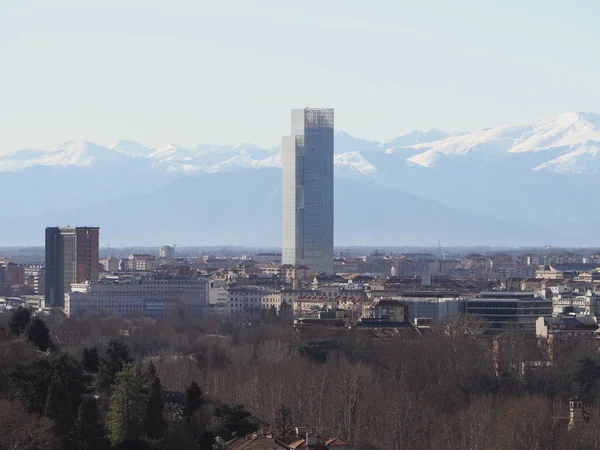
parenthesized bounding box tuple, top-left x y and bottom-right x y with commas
(1, 0, 599, 150)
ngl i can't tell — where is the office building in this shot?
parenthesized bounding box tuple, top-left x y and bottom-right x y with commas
(45, 226, 99, 307)
(65, 275, 208, 318)
(466, 291, 552, 333)
(282, 108, 334, 274)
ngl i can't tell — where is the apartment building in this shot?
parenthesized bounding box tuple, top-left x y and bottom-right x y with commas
(227, 285, 281, 318)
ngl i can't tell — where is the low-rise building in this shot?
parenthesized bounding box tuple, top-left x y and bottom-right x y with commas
(65, 275, 208, 318)
(127, 254, 160, 271)
(536, 315, 599, 341)
(100, 257, 120, 272)
(227, 285, 281, 318)
(466, 291, 552, 333)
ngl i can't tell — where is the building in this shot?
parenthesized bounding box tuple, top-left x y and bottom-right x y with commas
(466, 291, 552, 333)
(99, 257, 120, 272)
(227, 285, 282, 318)
(224, 429, 288, 449)
(64, 275, 208, 318)
(127, 254, 159, 271)
(24, 265, 45, 294)
(363, 298, 408, 322)
(282, 108, 334, 274)
(289, 434, 352, 450)
(159, 245, 175, 259)
(536, 315, 599, 342)
(369, 292, 465, 324)
(45, 226, 99, 308)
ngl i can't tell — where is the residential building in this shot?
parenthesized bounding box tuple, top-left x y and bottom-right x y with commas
(99, 257, 120, 272)
(45, 226, 99, 308)
(224, 429, 288, 449)
(24, 265, 45, 295)
(282, 108, 334, 274)
(64, 275, 208, 318)
(466, 291, 552, 333)
(227, 285, 282, 318)
(536, 315, 599, 342)
(159, 245, 175, 259)
(127, 254, 159, 271)
(289, 434, 352, 449)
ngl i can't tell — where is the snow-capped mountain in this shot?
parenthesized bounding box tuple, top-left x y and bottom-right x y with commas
(3, 112, 600, 246)
(403, 112, 600, 173)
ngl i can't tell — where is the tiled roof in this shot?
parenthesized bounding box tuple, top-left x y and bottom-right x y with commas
(325, 438, 352, 446)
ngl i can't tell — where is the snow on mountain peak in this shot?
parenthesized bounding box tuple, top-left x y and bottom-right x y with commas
(334, 152, 377, 176)
(2, 112, 600, 175)
(406, 112, 600, 171)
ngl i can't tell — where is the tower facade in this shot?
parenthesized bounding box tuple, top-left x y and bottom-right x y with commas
(45, 226, 99, 307)
(282, 108, 334, 274)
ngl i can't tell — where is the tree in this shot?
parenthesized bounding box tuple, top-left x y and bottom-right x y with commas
(274, 403, 295, 443)
(106, 363, 148, 447)
(214, 404, 258, 440)
(82, 347, 100, 373)
(9, 306, 31, 336)
(184, 381, 205, 420)
(0, 399, 60, 449)
(24, 317, 53, 352)
(9, 358, 53, 414)
(144, 362, 165, 440)
(44, 371, 73, 438)
(571, 357, 600, 404)
(76, 397, 107, 450)
(98, 341, 133, 390)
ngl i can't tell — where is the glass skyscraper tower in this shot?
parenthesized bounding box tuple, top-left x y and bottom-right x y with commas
(282, 108, 334, 274)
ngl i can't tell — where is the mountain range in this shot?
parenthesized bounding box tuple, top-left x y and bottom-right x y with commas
(2, 111, 600, 247)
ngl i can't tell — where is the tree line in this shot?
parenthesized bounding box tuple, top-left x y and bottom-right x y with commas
(3, 309, 600, 448)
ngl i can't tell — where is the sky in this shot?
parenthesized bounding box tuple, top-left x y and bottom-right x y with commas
(1, 0, 599, 150)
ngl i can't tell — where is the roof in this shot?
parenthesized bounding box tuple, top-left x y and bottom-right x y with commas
(325, 438, 352, 446)
(226, 433, 287, 450)
(543, 316, 599, 330)
(288, 439, 327, 450)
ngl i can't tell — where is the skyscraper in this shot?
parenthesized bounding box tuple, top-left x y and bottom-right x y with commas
(45, 226, 99, 307)
(282, 108, 334, 274)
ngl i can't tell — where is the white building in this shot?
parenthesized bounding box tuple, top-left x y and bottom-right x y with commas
(65, 276, 208, 318)
(127, 254, 159, 271)
(227, 285, 281, 318)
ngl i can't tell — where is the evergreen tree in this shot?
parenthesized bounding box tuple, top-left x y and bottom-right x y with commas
(24, 317, 53, 352)
(214, 404, 258, 440)
(98, 341, 132, 390)
(82, 347, 100, 373)
(9, 306, 31, 336)
(184, 381, 205, 420)
(76, 397, 106, 450)
(106, 363, 148, 447)
(143, 362, 165, 440)
(44, 371, 73, 438)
